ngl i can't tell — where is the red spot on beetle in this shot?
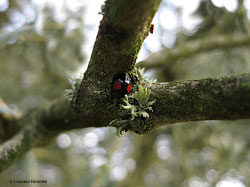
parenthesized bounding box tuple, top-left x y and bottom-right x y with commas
(150, 24, 154, 34)
(126, 84, 131, 93)
(111, 73, 131, 98)
(113, 81, 122, 90)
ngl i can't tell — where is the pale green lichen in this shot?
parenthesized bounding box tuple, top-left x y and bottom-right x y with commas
(110, 85, 156, 135)
(137, 67, 157, 82)
(121, 86, 155, 120)
(64, 74, 83, 102)
(98, 0, 107, 15)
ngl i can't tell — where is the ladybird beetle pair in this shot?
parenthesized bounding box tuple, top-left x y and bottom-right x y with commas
(111, 73, 131, 98)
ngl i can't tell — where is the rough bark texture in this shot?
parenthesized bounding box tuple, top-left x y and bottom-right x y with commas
(1, 73, 250, 172)
(1, 0, 250, 173)
(73, 0, 162, 124)
(149, 73, 250, 127)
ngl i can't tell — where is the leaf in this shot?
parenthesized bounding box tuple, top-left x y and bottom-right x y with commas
(64, 89, 74, 101)
(121, 105, 131, 110)
(120, 86, 155, 123)
(138, 67, 145, 76)
(138, 111, 149, 118)
(134, 85, 151, 107)
(121, 95, 132, 110)
(143, 106, 153, 112)
(130, 105, 138, 120)
(147, 100, 156, 106)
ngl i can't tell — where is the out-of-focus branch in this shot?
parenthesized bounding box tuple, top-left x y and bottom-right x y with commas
(0, 129, 33, 172)
(0, 98, 92, 173)
(137, 35, 250, 69)
(0, 107, 59, 173)
(0, 98, 22, 142)
(0, 110, 52, 173)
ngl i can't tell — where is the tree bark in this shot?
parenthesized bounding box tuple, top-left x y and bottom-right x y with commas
(1, 0, 250, 173)
(149, 73, 250, 127)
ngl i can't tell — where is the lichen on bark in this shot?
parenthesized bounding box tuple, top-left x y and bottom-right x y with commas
(110, 84, 156, 135)
(2, 0, 250, 174)
(72, 0, 162, 128)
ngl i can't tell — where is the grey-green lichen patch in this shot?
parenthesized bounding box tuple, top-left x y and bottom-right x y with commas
(128, 67, 144, 83)
(99, 0, 107, 15)
(110, 85, 156, 135)
(64, 74, 83, 102)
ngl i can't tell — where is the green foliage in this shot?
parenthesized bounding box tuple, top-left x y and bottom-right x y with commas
(109, 119, 129, 136)
(137, 67, 145, 76)
(123, 85, 155, 119)
(121, 85, 155, 120)
(137, 67, 157, 82)
(110, 85, 156, 135)
(121, 95, 138, 120)
(99, 0, 107, 15)
(2, 1, 250, 187)
(134, 85, 155, 110)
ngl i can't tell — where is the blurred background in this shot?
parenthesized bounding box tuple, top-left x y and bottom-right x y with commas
(0, 0, 250, 186)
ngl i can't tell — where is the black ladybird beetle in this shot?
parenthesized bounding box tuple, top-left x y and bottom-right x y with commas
(111, 73, 131, 98)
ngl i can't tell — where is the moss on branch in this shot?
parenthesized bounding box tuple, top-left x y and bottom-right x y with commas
(149, 73, 250, 127)
(73, 0, 162, 118)
(107, 73, 250, 133)
(1, 73, 250, 172)
(2, 0, 250, 174)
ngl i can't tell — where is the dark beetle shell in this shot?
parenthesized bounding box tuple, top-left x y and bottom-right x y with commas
(111, 73, 131, 98)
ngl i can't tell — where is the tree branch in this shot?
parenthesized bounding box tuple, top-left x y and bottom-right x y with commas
(137, 34, 250, 69)
(0, 130, 27, 172)
(149, 73, 250, 127)
(73, 0, 162, 117)
(107, 73, 250, 134)
(0, 0, 165, 171)
(0, 109, 56, 173)
(1, 73, 250, 171)
(2, 0, 250, 173)
(0, 98, 22, 142)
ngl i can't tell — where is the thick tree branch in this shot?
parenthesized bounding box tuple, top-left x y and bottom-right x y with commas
(1, 0, 165, 171)
(2, 0, 250, 173)
(137, 34, 250, 69)
(149, 73, 250, 127)
(1, 73, 250, 171)
(0, 98, 100, 172)
(107, 73, 250, 134)
(73, 0, 162, 118)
